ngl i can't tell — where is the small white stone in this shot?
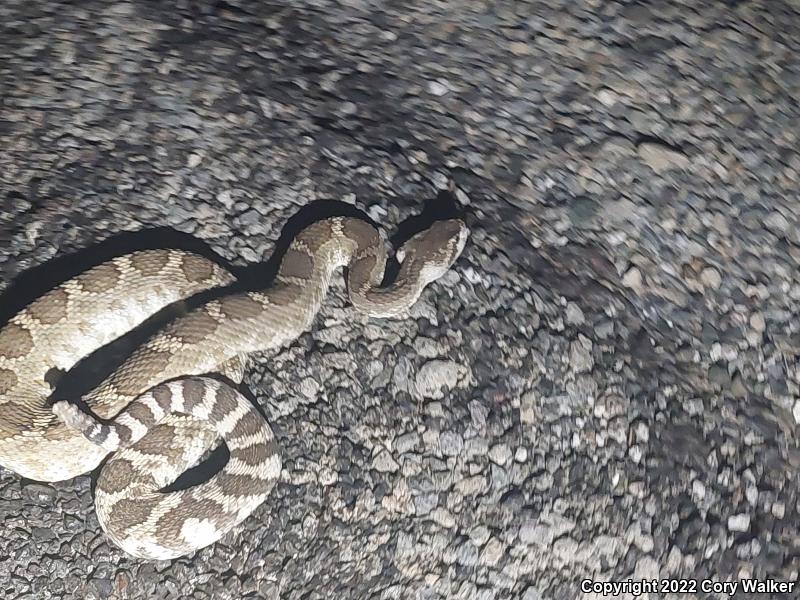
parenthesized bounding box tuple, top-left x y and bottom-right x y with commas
(469, 525, 490, 546)
(622, 266, 643, 291)
(216, 189, 234, 209)
(339, 101, 358, 115)
(596, 88, 619, 107)
(692, 479, 706, 500)
(454, 475, 486, 495)
(764, 211, 790, 233)
(372, 449, 400, 473)
(728, 513, 750, 532)
(700, 267, 722, 290)
(635, 422, 649, 443)
(569, 335, 594, 373)
(427, 79, 449, 96)
(634, 555, 660, 579)
(520, 391, 537, 425)
(479, 537, 505, 566)
(318, 468, 338, 486)
(518, 521, 538, 545)
(749, 312, 766, 333)
(488, 443, 512, 466)
(439, 431, 464, 456)
(745, 484, 758, 506)
(565, 302, 585, 325)
(522, 587, 542, 600)
(430, 508, 455, 528)
(299, 377, 320, 400)
(413, 337, 443, 358)
(637, 142, 690, 172)
(665, 545, 683, 574)
(257, 97, 275, 118)
(415, 360, 466, 399)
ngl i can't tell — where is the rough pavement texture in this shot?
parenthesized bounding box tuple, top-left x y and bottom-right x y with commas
(1, 0, 799, 599)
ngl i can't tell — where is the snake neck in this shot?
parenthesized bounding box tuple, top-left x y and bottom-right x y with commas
(272, 219, 367, 326)
(278, 219, 440, 320)
(348, 274, 423, 318)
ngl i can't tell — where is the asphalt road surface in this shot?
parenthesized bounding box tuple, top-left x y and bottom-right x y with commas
(1, 1, 798, 599)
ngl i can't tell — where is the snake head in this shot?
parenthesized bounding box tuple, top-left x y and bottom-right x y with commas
(396, 219, 469, 285)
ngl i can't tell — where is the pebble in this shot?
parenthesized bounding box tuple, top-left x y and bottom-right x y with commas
(430, 508, 456, 528)
(454, 476, 487, 496)
(569, 335, 594, 373)
(764, 211, 790, 234)
(21, 483, 57, 505)
(522, 588, 543, 600)
(413, 337, 443, 358)
(427, 80, 450, 96)
(298, 377, 320, 400)
(479, 538, 505, 567)
(622, 266, 644, 291)
(727, 514, 751, 532)
(372, 449, 400, 473)
(518, 521, 539, 545)
(488, 443, 513, 466)
(456, 541, 479, 567)
(415, 360, 465, 399)
(700, 267, 722, 289)
(637, 142, 691, 172)
(469, 525, 491, 546)
(517, 387, 536, 413)
(565, 302, 585, 325)
(692, 480, 706, 500)
(394, 432, 420, 454)
(439, 431, 464, 457)
(749, 313, 766, 333)
(634, 555, 660, 579)
(414, 492, 439, 516)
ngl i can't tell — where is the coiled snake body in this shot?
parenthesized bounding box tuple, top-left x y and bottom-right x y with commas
(0, 216, 468, 559)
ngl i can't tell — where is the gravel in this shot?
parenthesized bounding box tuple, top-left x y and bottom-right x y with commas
(2, 0, 799, 598)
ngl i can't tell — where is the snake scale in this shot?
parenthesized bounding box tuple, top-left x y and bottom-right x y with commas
(0, 216, 468, 559)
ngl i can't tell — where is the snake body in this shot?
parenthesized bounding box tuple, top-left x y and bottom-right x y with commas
(0, 216, 468, 559)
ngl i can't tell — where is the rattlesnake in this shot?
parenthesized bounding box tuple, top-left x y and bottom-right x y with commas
(0, 216, 468, 559)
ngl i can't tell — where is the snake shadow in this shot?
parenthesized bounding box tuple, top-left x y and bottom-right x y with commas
(4, 196, 467, 492)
